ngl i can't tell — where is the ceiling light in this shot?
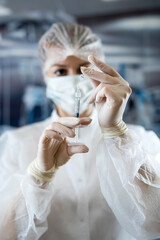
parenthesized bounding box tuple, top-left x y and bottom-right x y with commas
(0, 5, 11, 16)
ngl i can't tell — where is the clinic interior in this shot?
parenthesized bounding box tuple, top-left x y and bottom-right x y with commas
(0, 0, 160, 136)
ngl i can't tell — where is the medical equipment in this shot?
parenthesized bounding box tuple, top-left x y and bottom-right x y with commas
(74, 86, 81, 143)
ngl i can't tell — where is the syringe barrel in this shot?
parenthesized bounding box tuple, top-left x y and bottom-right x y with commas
(75, 98, 80, 117)
(75, 87, 81, 98)
(74, 87, 81, 117)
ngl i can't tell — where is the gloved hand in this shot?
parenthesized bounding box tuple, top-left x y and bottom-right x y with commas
(81, 55, 132, 128)
(37, 117, 92, 171)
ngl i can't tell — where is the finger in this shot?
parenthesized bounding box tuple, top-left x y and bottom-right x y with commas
(88, 77, 100, 88)
(81, 66, 129, 88)
(81, 67, 119, 85)
(43, 129, 63, 141)
(88, 55, 120, 77)
(94, 85, 119, 105)
(67, 144, 89, 156)
(88, 82, 131, 104)
(118, 84, 132, 96)
(95, 84, 132, 104)
(47, 122, 75, 138)
(56, 117, 92, 128)
(88, 83, 104, 104)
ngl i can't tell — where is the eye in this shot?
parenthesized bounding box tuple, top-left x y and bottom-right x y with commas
(55, 69, 68, 76)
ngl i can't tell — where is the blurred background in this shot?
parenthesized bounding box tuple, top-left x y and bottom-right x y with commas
(0, 0, 160, 137)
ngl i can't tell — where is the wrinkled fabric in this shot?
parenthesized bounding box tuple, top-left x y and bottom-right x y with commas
(0, 108, 160, 240)
(38, 22, 104, 67)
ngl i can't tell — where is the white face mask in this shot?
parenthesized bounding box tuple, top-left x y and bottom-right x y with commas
(45, 74, 93, 115)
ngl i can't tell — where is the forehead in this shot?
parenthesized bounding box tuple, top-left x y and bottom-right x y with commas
(44, 47, 89, 72)
(55, 56, 89, 66)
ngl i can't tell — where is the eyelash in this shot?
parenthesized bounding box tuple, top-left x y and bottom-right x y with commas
(54, 68, 82, 76)
(55, 69, 68, 76)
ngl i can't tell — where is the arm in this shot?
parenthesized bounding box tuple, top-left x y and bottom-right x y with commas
(0, 117, 91, 240)
(0, 132, 54, 240)
(81, 55, 160, 239)
(0, 175, 53, 240)
(96, 126, 160, 239)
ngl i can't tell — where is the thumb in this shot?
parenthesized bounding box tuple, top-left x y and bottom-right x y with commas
(67, 144, 89, 156)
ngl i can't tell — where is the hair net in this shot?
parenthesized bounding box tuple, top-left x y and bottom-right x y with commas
(38, 22, 105, 71)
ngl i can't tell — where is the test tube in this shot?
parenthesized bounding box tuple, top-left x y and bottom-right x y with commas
(74, 87, 81, 143)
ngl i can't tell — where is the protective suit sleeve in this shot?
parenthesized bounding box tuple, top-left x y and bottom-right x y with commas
(0, 131, 54, 240)
(96, 125, 160, 240)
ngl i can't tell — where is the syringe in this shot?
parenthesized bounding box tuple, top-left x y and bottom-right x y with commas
(74, 87, 81, 143)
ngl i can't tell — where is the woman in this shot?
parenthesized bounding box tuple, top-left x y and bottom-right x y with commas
(0, 22, 160, 240)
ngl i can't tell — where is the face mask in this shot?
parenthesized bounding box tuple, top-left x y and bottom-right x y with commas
(45, 74, 93, 115)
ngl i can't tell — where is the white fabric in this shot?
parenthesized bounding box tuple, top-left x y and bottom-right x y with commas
(46, 74, 93, 114)
(38, 23, 104, 66)
(0, 108, 160, 240)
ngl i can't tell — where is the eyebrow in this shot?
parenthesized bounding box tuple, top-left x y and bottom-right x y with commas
(51, 64, 67, 68)
(51, 62, 90, 68)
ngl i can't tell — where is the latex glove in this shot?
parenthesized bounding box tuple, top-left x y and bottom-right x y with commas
(81, 55, 132, 128)
(37, 117, 92, 171)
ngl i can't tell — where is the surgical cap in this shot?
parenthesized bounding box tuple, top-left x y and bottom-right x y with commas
(38, 22, 104, 69)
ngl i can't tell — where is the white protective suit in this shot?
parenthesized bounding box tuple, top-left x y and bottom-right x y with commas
(0, 107, 160, 240)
